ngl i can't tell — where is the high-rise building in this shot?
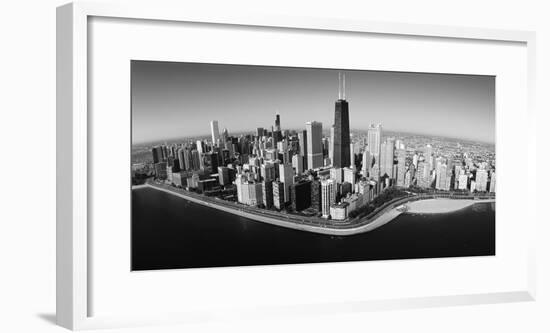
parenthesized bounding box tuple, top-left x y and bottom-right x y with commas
(235, 174, 244, 202)
(187, 173, 201, 189)
(170, 145, 177, 159)
(222, 128, 229, 145)
(341, 182, 352, 197)
(343, 167, 356, 192)
(358, 178, 369, 196)
(404, 169, 412, 188)
(196, 140, 205, 155)
(292, 154, 304, 175)
(221, 149, 230, 166)
(306, 121, 323, 169)
(396, 148, 406, 186)
(171, 159, 181, 173)
(191, 149, 201, 171)
(436, 163, 448, 190)
(380, 138, 395, 179)
(261, 163, 276, 182)
(475, 169, 488, 192)
(489, 172, 496, 193)
(154, 162, 167, 180)
(290, 180, 312, 211)
(280, 143, 291, 165)
(275, 113, 281, 131)
(298, 130, 308, 170)
(273, 180, 285, 210)
(152, 146, 162, 164)
(272, 113, 282, 143)
(265, 148, 278, 161)
(172, 171, 187, 188)
(361, 150, 371, 177)
(217, 166, 231, 186)
(160, 145, 168, 161)
(408, 163, 416, 182)
(350, 143, 355, 168)
(248, 155, 261, 168)
(310, 179, 321, 212)
(204, 152, 218, 174)
(256, 127, 264, 138)
(183, 149, 192, 171)
(413, 153, 419, 169)
(330, 167, 343, 184)
(210, 120, 220, 146)
(321, 178, 336, 218)
(276, 140, 286, 154)
(329, 125, 335, 163)
(425, 145, 434, 171)
(279, 163, 294, 202)
(239, 181, 263, 206)
(332, 73, 351, 168)
(322, 137, 330, 159)
(236, 174, 263, 206)
(367, 124, 382, 167)
(176, 148, 186, 171)
(458, 174, 469, 190)
(262, 181, 274, 208)
(416, 161, 431, 188)
(445, 162, 454, 191)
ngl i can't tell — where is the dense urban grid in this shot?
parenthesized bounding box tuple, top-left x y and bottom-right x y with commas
(132, 74, 496, 221)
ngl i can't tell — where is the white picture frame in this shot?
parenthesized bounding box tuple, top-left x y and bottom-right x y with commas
(57, 1, 537, 330)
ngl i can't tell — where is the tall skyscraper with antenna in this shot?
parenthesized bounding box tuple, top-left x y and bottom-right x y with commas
(332, 72, 351, 168)
(210, 120, 220, 146)
(273, 113, 282, 143)
(275, 113, 281, 131)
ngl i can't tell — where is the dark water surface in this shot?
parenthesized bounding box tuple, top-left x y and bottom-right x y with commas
(131, 187, 495, 270)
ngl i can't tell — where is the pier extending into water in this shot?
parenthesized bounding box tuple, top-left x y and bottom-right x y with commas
(133, 183, 495, 236)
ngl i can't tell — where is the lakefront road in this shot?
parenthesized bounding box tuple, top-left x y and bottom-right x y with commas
(133, 183, 495, 236)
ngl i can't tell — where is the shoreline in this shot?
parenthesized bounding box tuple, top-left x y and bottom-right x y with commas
(132, 184, 495, 236)
(133, 184, 405, 236)
(405, 198, 494, 214)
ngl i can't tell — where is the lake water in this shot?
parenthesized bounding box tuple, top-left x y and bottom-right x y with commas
(132, 187, 495, 270)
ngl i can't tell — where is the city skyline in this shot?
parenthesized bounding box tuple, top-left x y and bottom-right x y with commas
(131, 61, 496, 144)
(133, 73, 496, 222)
(131, 60, 496, 270)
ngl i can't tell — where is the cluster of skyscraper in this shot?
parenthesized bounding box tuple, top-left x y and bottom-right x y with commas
(144, 73, 495, 220)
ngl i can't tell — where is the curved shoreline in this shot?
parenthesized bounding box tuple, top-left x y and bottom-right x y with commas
(133, 184, 494, 236)
(406, 198, 494, 214)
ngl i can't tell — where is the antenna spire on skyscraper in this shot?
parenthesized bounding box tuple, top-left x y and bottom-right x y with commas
(337, 72, 346, 100)
(333, 72, 351, 168)
(338, 72, 342, 100)
(343, 72, 346, 100)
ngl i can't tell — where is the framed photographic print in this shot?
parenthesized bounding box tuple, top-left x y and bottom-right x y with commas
(57, 1, 537, 330)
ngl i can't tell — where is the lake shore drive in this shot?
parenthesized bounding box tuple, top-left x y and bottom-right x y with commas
(132, 184, 495, 236)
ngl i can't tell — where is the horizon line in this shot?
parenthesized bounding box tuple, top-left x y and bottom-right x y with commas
(132, 127, 495, 146)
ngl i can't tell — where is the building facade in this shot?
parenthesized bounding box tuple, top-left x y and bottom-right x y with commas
(321, 178, 336, 218)
(306, 121, 323, 169)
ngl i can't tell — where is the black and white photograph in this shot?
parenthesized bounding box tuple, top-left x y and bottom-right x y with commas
(5, 0, 550, 331)
(131, 61, 496, 270)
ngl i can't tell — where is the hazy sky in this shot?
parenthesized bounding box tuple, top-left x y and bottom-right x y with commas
(131, 61, 495, 144)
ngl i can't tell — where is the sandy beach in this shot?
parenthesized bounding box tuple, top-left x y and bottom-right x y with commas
(406, 198, 494, 214)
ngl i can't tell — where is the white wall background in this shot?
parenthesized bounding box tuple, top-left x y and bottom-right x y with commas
(0, 0, 548, 332)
